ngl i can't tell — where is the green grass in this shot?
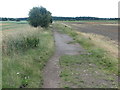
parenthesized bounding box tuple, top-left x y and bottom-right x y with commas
(1, 21, 28, 31)
(54, 22, 118, 88)
(2, 22, 54, 88)
(59, 54, 118, 88)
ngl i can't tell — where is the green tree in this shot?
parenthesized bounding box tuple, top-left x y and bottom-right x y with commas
(28, 6, 52, 28)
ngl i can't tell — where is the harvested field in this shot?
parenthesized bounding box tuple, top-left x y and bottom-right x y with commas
(63, 21, 118, 42)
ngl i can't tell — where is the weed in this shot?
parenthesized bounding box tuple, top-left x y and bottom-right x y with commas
(2, 22, 54, 88)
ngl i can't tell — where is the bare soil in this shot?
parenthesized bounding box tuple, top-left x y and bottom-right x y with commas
(0, 23, 9, 26)
(63, 22, 118, 42)
(2, 29, 14, 31)
(43, 30, 85, 88)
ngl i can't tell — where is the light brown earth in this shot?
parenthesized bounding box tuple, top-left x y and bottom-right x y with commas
(0, 23, 9, 26)
(62, 22, 118, 42)
(43, 29, 85, 88)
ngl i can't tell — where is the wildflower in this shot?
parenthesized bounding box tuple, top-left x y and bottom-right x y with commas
(17, 72, 20, 75)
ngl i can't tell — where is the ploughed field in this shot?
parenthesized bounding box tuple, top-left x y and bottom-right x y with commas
(62, 21, 118, 42)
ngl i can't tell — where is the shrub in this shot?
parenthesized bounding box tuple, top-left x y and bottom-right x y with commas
(28, 6, 52, 28)
(3, 36, 39, 54)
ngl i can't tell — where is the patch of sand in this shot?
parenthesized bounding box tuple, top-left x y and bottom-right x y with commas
(0, 23, 9, 26)
(100, 24, 119, 26)
(2, 29, 14, 31)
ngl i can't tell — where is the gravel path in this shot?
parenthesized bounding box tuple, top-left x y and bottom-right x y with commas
(43, 30, 85, 88)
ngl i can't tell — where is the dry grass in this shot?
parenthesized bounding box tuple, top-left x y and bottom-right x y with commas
(2, 22, 54, 88)
(2, 25, 40, 54)
(76, 31, 118, 59)
(2, 25, 39, 39)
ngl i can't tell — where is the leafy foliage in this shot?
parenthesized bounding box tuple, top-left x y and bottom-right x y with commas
(28, 6, 52, 28)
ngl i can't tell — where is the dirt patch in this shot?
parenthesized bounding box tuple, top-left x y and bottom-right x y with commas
(0, 23, 9, 26)
(2, 29, 14, 31)
(43, 30, 85, 88)
(63, 22, 118, 42)
(85, 22, 117, 24)
(100, 24, 118, 26)
(67, 21, 117, 24)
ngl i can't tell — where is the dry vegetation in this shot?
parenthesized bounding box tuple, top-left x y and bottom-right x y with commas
(76, 31, 118, 58)
(2, 21, 54, 88)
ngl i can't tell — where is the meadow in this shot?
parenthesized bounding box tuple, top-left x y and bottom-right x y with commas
(1, 21, 54, 88)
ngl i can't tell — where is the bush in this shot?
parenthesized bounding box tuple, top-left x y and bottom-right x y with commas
(3, 36, 39, 54)
(28, 6, 52, 28)
(16, 19, 20, 22)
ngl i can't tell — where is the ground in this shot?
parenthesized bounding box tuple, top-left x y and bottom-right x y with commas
(63, 21, 118, 42)
(1, 21, 118, 88)
(43, 30, 85, 88)
(43, 22, 118, 88)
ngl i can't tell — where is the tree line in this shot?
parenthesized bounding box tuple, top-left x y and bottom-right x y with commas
(0, 17, 27, 21)
(1, 17, 119, 22)
(52, 16, 120, 21)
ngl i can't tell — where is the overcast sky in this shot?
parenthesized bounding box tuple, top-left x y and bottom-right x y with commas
(0, 0, 119, 18)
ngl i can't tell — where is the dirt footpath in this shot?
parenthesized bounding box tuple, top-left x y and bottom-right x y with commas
(43, 31, 85, 88)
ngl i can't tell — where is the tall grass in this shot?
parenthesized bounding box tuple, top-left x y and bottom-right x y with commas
(2, 23, 54, 88)
(3, 35, 40, 55)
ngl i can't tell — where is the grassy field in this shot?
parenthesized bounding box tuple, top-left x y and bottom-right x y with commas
(2, 21, 54, 88)
(54, 22, 118, 88)
(1, 21, 28, 31)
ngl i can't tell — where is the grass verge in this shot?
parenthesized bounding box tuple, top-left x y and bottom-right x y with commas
(2, 23, 54, 88)
(54, 22, 118, 88)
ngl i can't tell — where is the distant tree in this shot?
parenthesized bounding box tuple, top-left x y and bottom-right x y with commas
(2, 18, 8, 21)
(16, 19, 20, 22)
(8, 18, 16, 21)
(0, 18, 2, 21)
(28, 6, 52, 28)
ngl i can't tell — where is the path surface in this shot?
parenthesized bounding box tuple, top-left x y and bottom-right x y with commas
(43, 31, 85, 88)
